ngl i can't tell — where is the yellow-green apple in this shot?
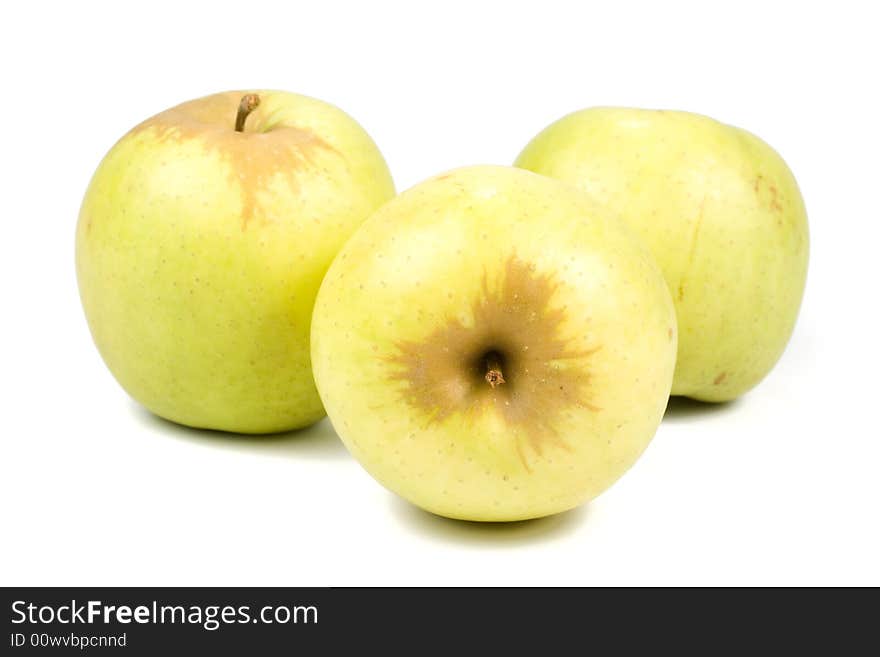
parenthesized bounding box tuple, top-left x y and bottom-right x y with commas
(515, 108, 809, 402)
(311, 166, 676, 521)
(76, 90, 395, 433)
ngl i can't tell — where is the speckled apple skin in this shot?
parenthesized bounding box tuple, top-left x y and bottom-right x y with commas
(312, 166, 676, 521)
(516, 108, 809, 401)
(76, 91, 394, 433)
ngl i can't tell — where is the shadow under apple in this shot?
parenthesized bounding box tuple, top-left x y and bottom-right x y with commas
(131, 403, 350, 461)
(662, 395, 741, 423)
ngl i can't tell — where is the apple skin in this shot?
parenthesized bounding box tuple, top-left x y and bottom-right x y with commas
(311, 166, 676, 521)
(515, 108, 809, 402)
(76, 90, 395, 433)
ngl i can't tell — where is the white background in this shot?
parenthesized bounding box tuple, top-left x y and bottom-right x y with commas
(2, 0, 878, 586)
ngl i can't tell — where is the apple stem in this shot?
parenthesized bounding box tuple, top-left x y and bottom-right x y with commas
(234, 93, 261, 132)
(485, 355, 505, 388)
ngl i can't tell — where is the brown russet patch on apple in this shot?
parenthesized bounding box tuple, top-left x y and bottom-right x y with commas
(754, 174, 784, 214)
(127, 91, 341, 229)
(713, 371, 727, 385)
(386, 256, 599, 471)
(768, 185, 783, 212)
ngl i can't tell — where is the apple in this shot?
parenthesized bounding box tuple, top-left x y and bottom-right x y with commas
(515, 108, 809, 402)
(76, 90, 395, 433)
(311, 166, 676, 521)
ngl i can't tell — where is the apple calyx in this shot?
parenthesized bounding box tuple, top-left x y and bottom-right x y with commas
(484, 352, 506, 388)
(234, 93, 261, 132)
